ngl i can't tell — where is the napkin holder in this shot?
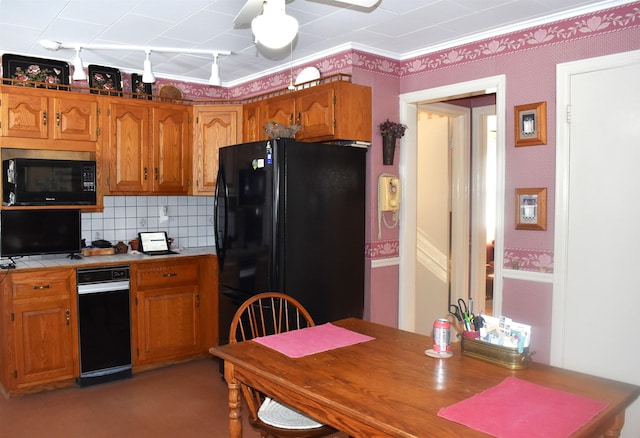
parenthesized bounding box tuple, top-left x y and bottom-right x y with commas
(460, 332, 532, 370)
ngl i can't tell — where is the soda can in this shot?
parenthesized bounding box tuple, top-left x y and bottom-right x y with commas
(433, 318, 451, 353)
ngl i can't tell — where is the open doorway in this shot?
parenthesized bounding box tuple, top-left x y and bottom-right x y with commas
(398, 75, 506, 334)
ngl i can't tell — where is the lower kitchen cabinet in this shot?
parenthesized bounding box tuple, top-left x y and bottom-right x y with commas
(131, 256, 217, 368)
(0, 268, 79, 396)
(0, 255, 217, 396)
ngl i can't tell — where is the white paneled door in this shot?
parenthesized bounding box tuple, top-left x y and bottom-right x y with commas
(554, 50, 640, 437)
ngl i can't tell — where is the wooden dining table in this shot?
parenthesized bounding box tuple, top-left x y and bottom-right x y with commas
(209, 318, 640, 437)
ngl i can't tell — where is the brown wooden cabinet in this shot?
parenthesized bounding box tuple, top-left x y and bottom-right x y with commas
(106, 99, 150, 192)
(0, 86, 98, 151)
(106, 99, 191, 194)
(0, 255, 217, 396)
(131, 257, 216, 367)
(152, 103, 191, 194)
(191, 105, 242, 195)
(265, 93, 296, 129)
(245, 81, 372, 143)
(242, 100, 265, 143)
(0, 268, 78, 396)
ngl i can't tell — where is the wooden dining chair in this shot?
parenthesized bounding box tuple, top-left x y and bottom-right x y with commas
(228, 292, 338, 438)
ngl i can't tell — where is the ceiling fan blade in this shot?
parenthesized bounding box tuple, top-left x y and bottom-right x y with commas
(331, 0, 379, 7)
(234, 0, 265, 27)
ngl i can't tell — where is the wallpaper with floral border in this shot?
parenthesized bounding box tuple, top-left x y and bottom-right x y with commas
(503, 248, 554, 273)
(154, 2, 640, 102)
(66, 2, 638, 269)
(366, 240, 399, 259)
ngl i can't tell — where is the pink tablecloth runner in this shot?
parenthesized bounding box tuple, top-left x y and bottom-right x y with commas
(253, 323, 374, 358)
(437, 376, 608, 438)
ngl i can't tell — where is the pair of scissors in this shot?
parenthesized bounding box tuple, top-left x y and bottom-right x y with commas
(457, 298, 469, 319)
(448, 304, 463, 322)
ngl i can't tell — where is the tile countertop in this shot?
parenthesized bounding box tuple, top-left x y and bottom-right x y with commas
(2, 246, 217, 271)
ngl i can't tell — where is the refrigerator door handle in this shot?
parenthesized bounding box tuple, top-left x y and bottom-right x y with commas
(214, 162, 228, 270)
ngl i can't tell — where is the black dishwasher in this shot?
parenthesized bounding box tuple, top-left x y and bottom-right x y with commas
(76, 265, 132, 387)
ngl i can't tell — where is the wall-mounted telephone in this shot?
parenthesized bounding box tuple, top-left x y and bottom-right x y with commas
(379, 175, 401, 211)
(378, 173, 401, 238)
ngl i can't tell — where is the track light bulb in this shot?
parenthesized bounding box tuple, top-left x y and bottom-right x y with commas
(142, 50, 156, 83)
(209, 55, 221, 86)
(72, 47, 87, 81)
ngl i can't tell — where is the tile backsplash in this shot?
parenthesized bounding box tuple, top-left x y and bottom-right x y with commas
(82, 195, 215, 249)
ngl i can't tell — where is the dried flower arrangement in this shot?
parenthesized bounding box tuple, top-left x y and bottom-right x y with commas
(379, 119, 407, 138)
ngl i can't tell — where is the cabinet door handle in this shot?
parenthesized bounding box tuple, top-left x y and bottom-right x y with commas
(43, 110, 47, 126)
(195, 293, 200, 308)
(56, 111, 61, 126)
(155, 167, 159, 180)
(32, 284, 52, 290)
(65, 309, 70, 326)
(163, 272, 177, 277)
(144, 167, 148, 180)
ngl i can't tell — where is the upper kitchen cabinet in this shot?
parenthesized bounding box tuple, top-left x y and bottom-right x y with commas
(192, 105, 241, 195)
(245, 80, 372, 143)
(106, 99, 150, 193)
(296, 81, 371, 142)
(265, 93, 296, 129)
(152, 103, 192, 194)
(242, 100, 266, 143)
(0, 85, 98, 151)
(106, 99, 191, 195)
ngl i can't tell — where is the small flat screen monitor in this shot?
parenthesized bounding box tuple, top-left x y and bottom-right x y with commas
(1, 209, 81, 258)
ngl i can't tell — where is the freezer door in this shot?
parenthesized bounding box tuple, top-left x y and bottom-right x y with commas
(216, 141, 274, 294)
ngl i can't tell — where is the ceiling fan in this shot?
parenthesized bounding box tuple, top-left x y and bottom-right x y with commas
(235, 0, 379, 49)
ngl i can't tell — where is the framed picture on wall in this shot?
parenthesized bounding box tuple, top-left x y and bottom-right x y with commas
(514, 101, 547, 146)
(515, 188, 547, 230)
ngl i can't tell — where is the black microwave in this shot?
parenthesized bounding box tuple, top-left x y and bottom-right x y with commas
(3, 158, 96, 206)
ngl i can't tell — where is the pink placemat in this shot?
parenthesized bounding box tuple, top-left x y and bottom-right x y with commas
(438, 377, 608, 438)
(253, 323, 374, 358)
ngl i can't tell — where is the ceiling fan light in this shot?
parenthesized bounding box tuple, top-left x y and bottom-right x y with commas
(72, 48, 87, 81)
(251, 13, 298, 50)
(142, 50, 156, 83)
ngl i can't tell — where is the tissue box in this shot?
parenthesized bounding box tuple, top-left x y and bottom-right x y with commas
(461, 335, 532, 369)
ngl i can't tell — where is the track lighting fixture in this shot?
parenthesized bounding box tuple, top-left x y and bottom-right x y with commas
(209, 54, 221, 86)
(39, 40, 231, 86)
(72, 47, 86, 81)
(142, 50, 156, 83)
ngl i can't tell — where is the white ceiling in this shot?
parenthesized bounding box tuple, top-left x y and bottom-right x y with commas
(0, 0, 633, 86)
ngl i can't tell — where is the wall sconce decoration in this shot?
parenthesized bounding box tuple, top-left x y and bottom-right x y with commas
(514, 101, 547, 146)
(515, 188, 547, 230)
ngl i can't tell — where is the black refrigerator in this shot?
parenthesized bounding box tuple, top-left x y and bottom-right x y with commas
(215, 138, 366, 345)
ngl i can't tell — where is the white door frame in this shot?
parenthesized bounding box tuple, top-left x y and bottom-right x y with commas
(470, 105, 496, 311)
(398, 75, 506, 331)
